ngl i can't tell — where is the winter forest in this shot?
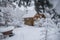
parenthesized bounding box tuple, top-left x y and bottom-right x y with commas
(0, 0, 60, 40)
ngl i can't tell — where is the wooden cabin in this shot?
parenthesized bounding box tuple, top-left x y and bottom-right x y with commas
(2, 30, 13, 35)
(23, 13, 46, 26)
(0, 26, 14, 38)
(23, 12, 36, 26)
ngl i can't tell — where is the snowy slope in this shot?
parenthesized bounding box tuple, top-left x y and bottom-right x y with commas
(4, 27, 46, 40)
(2, 24, 58, 40)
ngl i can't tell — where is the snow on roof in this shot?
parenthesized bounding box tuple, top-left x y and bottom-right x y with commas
(0, 26, 14, 32)
(23, 9, 36, 18)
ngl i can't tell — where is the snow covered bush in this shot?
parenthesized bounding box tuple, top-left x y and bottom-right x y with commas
(34, 18, 45, 27)
(42, 18, 58, 40)
(42, 18, 56, 27)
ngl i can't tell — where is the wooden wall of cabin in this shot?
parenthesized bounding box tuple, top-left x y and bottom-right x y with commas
(24, 18, 34, 26)
(2, 30, 12, 35)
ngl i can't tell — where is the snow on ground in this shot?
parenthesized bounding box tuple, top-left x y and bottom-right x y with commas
(3, 27, 46, 40)
(57, 22, 60, 40)
(2, 24, 58, 40)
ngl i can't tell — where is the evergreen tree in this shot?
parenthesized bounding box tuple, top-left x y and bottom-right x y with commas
(18, 0, 31, 7)
(34, 0, 53, 13)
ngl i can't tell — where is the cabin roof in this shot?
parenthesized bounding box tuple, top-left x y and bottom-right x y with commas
(23, 10, 36, 18)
